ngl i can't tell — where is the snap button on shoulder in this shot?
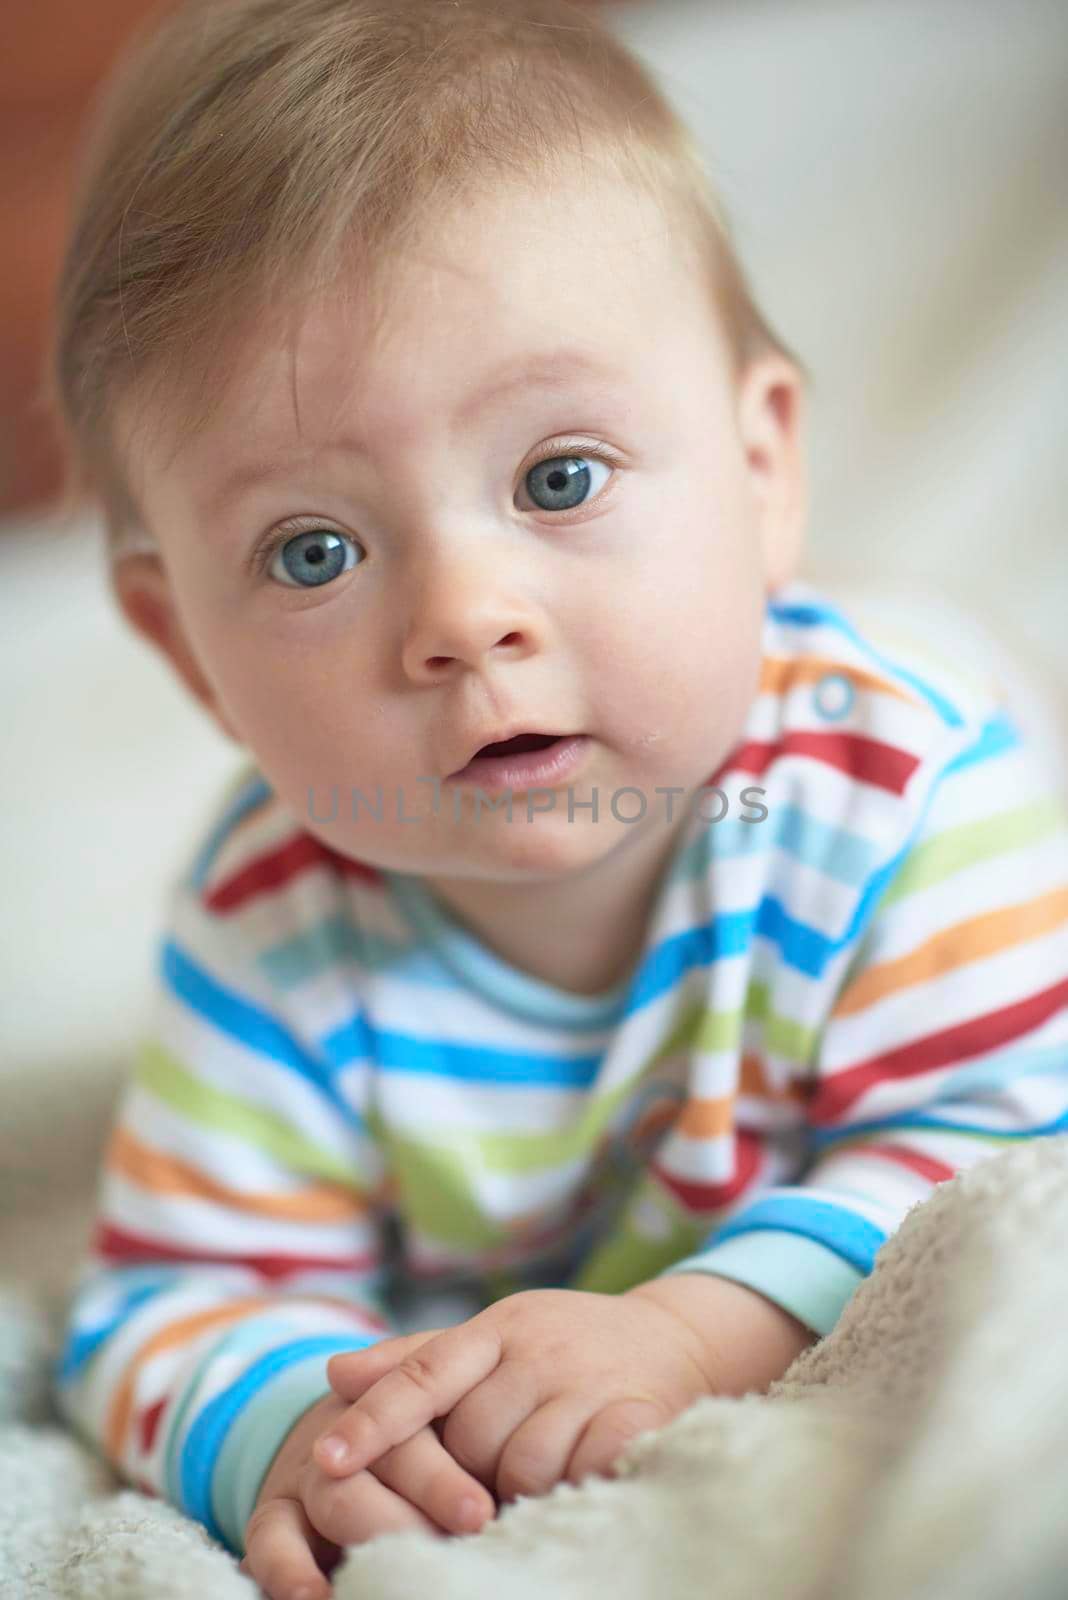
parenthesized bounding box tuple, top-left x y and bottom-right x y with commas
(813, 671, 855, 721)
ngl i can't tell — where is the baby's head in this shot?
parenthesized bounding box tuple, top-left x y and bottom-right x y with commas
(46, 0, 807, 886)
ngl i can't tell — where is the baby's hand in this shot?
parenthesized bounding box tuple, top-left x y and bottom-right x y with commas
(240, 1386, 496, 1600)
(313, 1288, 717, 1508)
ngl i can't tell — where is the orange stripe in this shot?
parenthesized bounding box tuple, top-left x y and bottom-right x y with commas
(639, 1053, 809, 1142)
(107, 1297, 272, 1459)
(758, 654, 922, 708)
(108, 1125, 370, 1224)
(738, 1051, 808, 1103)
(676, 1094, 734, 1138)
(106, 1291, 387, 1460)
(833, 886, 1068, 1016)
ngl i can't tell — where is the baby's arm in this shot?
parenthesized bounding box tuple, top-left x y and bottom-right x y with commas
(52, 869, 491, 1574)
(656, 706, 1068, 1340)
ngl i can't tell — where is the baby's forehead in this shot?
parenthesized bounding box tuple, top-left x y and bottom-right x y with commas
(257, 178, 701, 374)
(330, 166, 684, 313)
(127, 169, 723, 483)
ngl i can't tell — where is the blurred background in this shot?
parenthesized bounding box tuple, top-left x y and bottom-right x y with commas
(2, 0, 1067, 1307)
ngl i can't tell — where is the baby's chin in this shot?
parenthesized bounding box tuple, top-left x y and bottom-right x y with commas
(322, 803, 645, 883)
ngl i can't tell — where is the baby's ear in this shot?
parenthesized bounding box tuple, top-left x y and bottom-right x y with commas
(736, 353, 808, 592)
(110, 551, 240, 745)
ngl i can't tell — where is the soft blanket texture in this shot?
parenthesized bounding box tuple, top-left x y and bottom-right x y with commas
(3, 1136, 1067, 1599)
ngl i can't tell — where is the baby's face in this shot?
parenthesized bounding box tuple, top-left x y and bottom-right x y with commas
(121, 163, 803, 885)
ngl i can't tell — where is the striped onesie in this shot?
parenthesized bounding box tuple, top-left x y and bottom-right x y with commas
(54, 578, 1068, 1559)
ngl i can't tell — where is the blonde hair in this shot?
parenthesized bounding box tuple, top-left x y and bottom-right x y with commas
(42, 0, 798, 564)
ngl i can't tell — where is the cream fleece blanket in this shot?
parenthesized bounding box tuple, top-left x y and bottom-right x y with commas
(3, 1135, 1067, 1599)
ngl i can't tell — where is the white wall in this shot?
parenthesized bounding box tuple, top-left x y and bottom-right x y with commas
(611, 0, 1068, 709)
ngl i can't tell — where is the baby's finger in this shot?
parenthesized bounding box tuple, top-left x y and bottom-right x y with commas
(326, 1330, 447, 1399)
(242, 1493, 337, 1600)
(493, 1393, 593, 1505)
(565, 1397, 667, 1490)
(309, 1460, 447, 1549)
(314, 1318, 503, 1477)
(370, 1426, 497, 1535)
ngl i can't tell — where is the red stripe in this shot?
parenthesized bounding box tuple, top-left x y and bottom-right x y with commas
(93, 1222, 381, 1285)
(204, 831, 383, 913)
(845, 1142, 957, 1186)
(809, 974, 1068, 1124)
(705, 730, 920, 796)
(139, 1397, 168, 1455)
(649, 1129, 763, 1211)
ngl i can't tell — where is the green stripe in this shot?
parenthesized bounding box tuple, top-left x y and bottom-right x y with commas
(745, 980, 817, 1062)
(377, 1126, 499, 1248)
(878, 798, 1065, 908)
(138, 977, 821, 1251)
(135, 1038, 372, 1193)
(390, 992, 815, 1189)
(815, 1124, 1013, 1159)
(571, 1192, 714, 1295)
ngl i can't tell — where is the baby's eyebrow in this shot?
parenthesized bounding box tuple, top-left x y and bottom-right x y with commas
(455, 346, 623, 425)
(201, 346, 625, 519)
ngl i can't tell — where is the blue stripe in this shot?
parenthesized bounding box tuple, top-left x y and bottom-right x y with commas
(57, 1273, 181, 1385)
(181, 1334, 380, 1542)
(164, 1314, 298, 1507)
(320, 915, 752, 1082)
(324, 1011, 605, 1087)
(162, 938, 330, 1086)
(809, 1102, 1068, 1150)
(161, 938, 373, 1138)
(171, 924, 609, 1087)
(630, 916, 748, 1005)
(942, 711, 1019, 773)
(754, 896, 833, 979)
(188, 773, 274, 891)
(834, 711, 1016, 957)
(703, 1193, 888, 1274)
(768, 598, 966, 728)
(259, 913, 448, 991)
(766, 804, 877, 886)
(675, 803, 878, 888)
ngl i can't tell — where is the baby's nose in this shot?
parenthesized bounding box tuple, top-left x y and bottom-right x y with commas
(401, 561, 546, 680)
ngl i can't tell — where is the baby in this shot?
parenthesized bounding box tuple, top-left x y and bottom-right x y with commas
(45, 0, 1068, 1597)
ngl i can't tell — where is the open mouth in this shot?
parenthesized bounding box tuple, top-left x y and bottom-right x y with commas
(475, 732, 564, 758)
(449, 731, 590, 788)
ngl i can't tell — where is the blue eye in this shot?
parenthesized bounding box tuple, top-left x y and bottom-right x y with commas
(524, 454, 612, 512)
(269, 528, 362, 588)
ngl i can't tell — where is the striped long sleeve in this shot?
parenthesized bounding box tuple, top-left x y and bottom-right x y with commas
(661, 699, 1068, 1336)
(53, 866, 396, 1559)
